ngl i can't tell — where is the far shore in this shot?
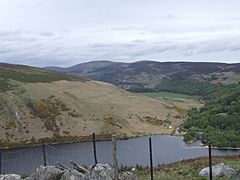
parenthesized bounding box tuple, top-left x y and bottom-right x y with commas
(1, 133, 240, 150)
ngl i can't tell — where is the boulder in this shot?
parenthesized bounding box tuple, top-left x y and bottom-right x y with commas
(60, 169, 85, 180)
(199, 163, 235, 177)
(1, 164, 139, 180)
(120, 172, 139, 180)
(86, 164, 114, 180)
(29, 165, 65, 180)
(0, 174, 21, 180)
(229, 170, 240, 180)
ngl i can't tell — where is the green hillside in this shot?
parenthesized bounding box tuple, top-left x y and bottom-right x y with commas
(155, 77, 217, 96)
(0, 63, 86, 92)
(47, 61, 240, 93)
(183, 83, 240, 147)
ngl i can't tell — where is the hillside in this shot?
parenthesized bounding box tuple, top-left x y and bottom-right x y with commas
(0, 63, 201, 148)
(47, 61, 114, 75)
(183, 82, 240, 147)
(46, 61, 240, 93)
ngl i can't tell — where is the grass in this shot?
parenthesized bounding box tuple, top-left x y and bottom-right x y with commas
(135, 156, 240, 179)
(139, 91, 199, 100)
(0, 63, 87, 92)
(0, 132, 115, 149)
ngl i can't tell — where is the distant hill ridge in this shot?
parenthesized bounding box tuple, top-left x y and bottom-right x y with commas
(46, 61, 240, 93)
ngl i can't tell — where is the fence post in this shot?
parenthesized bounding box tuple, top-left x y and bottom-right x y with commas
(42, 140, 47, 166)
(112, 135, 118, 180)
(149, 137, 154, 180)
(92, 133, 98, 164)
(0, 150, 2, 174)
(208, 145, 212, 180)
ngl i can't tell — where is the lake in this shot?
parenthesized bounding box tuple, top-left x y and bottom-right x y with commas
(1, 135, 240, 175)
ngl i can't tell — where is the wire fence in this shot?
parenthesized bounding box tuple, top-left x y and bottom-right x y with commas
(1, 134, 240, 178)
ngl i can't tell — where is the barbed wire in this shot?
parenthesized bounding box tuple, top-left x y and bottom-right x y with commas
(118, 143, 163, 157)
(45, 144, 93, 154)
(1, 148, 43, 163)
(0, 136, 239, 175)
(0, 146, 35, 155)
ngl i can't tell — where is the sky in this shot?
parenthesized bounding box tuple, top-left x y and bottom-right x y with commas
(0, 0, 240, 67)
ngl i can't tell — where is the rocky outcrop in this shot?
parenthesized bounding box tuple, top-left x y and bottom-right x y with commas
(60, 169, 84, 180)
(27, 166, 64, 180)
(0, 174, 21, 180)
(199, 163, 235, 177)
(85, 164, 114, 180)
(120, 172, 139, 180)
(0, 164, 139, 180)
(230, 170, 240, 180)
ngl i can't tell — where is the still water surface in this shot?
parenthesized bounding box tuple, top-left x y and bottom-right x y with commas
(2, 135, 240, 175)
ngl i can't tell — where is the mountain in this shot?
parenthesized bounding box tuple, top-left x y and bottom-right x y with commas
(0, 63, 199, 148)
(46, 61, 240, 93)
(47, 61, 115, 75)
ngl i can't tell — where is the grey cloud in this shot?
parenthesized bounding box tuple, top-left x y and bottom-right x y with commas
(0, 49, 12, 54)
(83, 37, 240, 62)
(1, 33, 240, 67)
(38, 31, 54, 37)
(0, 0, 240, 66)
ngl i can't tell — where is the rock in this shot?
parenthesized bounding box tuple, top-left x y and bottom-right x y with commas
(0, 174, 21, 180)
(0, 163, 139, 180)
(120, 172, 139, 180)
(229, 170, 240, 180)
(86, 164, 114, 180)
(23, 178, 31, 180)
(60, 169, 85, 180)
(199, 163, 235, 177)
(29, 165, 65, 180)
(70, 161, 88, 174)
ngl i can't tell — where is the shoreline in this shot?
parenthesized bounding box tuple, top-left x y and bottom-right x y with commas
(0, 132, 169, 150)
(0, 130, 185, 150)
(185, 141, 240, 150)
(1, 132, 240, 151)
(201, 145, 240, 150)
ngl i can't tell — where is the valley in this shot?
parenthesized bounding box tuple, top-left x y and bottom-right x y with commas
(47, 61, 240, 93)
(1, 61, 240, 148)
(47, 61, 240, 148)
(0, 63, 200, 148)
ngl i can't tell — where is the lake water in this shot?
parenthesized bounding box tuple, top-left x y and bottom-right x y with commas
(1, 135, 240, 175)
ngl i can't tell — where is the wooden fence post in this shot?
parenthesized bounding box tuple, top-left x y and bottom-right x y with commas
(92, 133, 98, 164)
(112, 135, 119, 180)
(149, 137, 154, 180)
(0, 150, 2, 174)
(208, 145, 212, 180)
(42, 140, 47, 166)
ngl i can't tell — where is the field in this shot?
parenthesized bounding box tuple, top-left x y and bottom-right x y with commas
(138, 91, 203, 115)
(135, 156, 240, 179)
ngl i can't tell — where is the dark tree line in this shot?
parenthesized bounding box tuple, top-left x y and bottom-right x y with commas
(183, 83, 240, 147)
(155, 77, 216, 96)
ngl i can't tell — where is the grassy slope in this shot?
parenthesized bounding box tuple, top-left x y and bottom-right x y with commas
(0, 63, 202, 148)
(136, 156, 240, 179)
(0, 63, 85, 92)
(139, 91, 199, 100)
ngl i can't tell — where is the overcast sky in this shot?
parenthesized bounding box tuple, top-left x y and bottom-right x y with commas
(0, 0, 240, 67)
